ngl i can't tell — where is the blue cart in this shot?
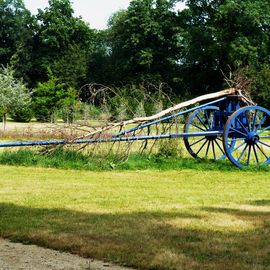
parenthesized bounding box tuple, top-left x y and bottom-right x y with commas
(1, 93, 270, 168)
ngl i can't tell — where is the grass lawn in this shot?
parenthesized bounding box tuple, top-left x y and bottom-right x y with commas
(0, 165, 269, 269)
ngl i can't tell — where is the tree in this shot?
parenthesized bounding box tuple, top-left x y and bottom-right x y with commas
(87, 30, 114, 85)
(51, 44, 89, 88)
(32, 0, 95, 88)
(0, 0, 35, 84)
(105, 0, 181, 87)
(0, 66, 32, 130)
(245, 64, 270, 109)
(177, 0, 270, 95)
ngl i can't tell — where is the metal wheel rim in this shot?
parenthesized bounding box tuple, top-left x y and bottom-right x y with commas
(184, 106, 225, 160)
(223, 106, 270, 168)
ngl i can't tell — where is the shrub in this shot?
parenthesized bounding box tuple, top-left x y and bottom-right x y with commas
(33, 71, 78, 122)
(0, 66, 32, 129)
(10, 106, 34, 122)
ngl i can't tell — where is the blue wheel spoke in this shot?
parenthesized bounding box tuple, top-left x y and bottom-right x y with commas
(255, 143, 269, 160)
(229, 127, 247, 137)
(212, 141, 216, 160)
(205, 140, 211, 157)
(237, 144, 248, 162)
(195, 139, 208, 156)
(253, 145, 259, 164)
(191, 123, 205, 132)
(258, 125, 270, 135)
(257, 140, 270, 148)
(236, 117, 249, 134)
(229, 141, 246, 154)
(247, 145, 251, 165)
(252, 110, 258, 131)
(196, 114, 208, 130)
(214, 139, 225, 155)
(190, 137, 206, 147)
(245, 111, 251, 132)
(255, 115, 267, 132)
(260, 136, 270, 139)
(204, 111, 211, 129)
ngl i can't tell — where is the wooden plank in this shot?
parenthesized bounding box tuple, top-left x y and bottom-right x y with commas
(131, 88, 236, 122)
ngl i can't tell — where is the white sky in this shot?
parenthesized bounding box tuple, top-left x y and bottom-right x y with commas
(24, 0, 186, 30)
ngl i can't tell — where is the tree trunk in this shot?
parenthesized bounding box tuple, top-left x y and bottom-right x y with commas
(2, 113, 7, 132)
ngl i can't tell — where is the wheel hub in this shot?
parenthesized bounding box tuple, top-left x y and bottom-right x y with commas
(205, 128, 218, 141)
(205, 135, 217, 141)
(245, 132, 260, 145)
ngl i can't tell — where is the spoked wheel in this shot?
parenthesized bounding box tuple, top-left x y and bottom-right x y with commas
(184, 106, 225, 160)
(223, 106, 270, 168)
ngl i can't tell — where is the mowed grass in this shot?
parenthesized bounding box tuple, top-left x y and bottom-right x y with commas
(0, 165, 270, 269)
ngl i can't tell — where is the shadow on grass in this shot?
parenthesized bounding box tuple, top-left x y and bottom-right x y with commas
(247, 200, 270, 206)
(202, 206, 270, 217)
(0, 203, 270, 270)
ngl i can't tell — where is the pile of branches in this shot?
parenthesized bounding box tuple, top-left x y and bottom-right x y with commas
(46, 83, 178, 161)
(42, 79, 253, 163)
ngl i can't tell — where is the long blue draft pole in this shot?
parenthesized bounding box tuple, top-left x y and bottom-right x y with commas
(113, 97, 226, 137)
(0, 131, 223, 148)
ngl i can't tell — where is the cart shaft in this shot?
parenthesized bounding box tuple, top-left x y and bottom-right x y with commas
(0, 131, 223, 148)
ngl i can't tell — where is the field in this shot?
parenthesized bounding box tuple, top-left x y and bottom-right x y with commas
(2, 1, 270, 268)
(0, 164, 270, 270)
(0, 120, 270, 269)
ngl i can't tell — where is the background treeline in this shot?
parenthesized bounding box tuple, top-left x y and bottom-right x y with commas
(1, 0, 270, 123)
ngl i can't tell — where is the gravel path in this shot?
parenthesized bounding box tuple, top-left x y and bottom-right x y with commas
(0, 239, 135, 270)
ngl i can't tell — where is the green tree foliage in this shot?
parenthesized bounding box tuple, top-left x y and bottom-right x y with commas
(104, 0, 181, 86)
(244, 64, 270, 109)
(0, 0, 34, 83)
(33, 70, 78, 122)
(178, 0, 270, 95)
(0, 66, 32, 129)
(1, 0, 270, 123)
(9, 106, 34, 123)
(87, 30, 114, 84)
(51, 44, 88, 88)
(215, 0, 270, 67)
(32, 0, 95, 87)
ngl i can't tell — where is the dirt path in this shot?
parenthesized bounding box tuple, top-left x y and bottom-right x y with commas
(0, 239, 135, 270)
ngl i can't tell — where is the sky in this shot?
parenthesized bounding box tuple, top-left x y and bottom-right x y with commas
(24, 0, 186, 30)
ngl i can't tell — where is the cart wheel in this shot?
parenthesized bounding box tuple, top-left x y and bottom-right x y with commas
(223, 106, 270, 168)
(184, 106, 225, 160)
